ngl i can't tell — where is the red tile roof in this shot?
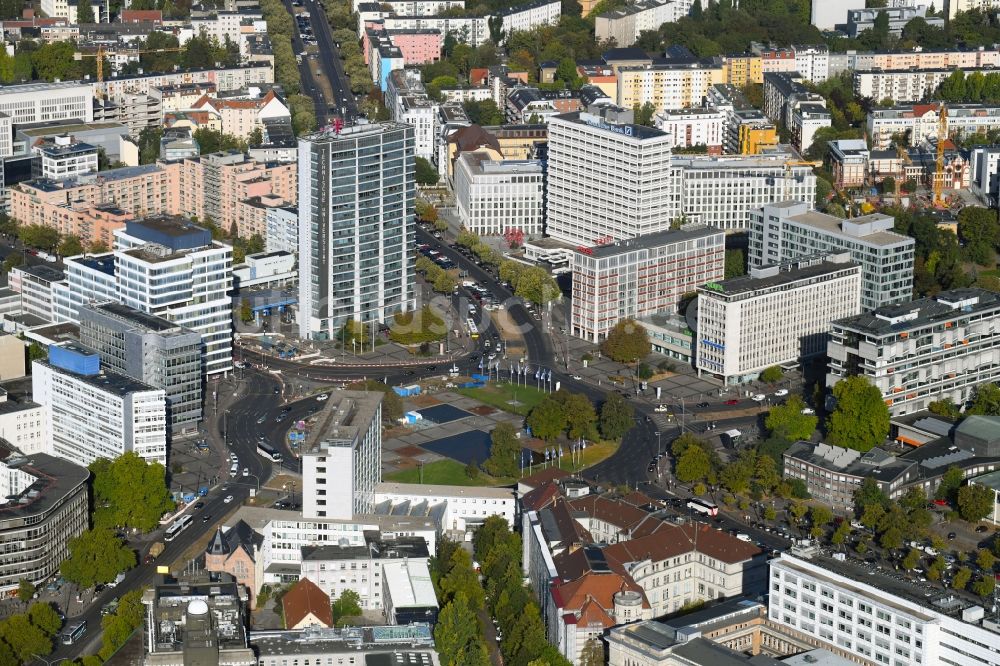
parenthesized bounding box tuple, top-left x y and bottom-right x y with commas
(282, 579, 333, 628)
(604, 522, 761, 569)
(522, 481, 561, 512)
(520, 466, 571, 490)
(567, 494, 649, 532)
(120, 9, 162, 21)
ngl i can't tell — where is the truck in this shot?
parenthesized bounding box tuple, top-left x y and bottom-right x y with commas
(147, 542, 164, 562)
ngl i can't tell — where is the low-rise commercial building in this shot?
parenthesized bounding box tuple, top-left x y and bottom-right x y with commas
(827, 288, 1000, 416)
(0, 439, 89, 598)
(374, 482, 516, 530)
(571, 225, 725, 343)
(696, 254, 862, 385)
(454, 151, 544, 237)
(783, 441, 916, 509)
(749, 201, 914, 310)
(252, 625, 440, 666)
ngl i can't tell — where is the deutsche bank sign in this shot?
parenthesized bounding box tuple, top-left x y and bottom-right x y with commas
(584, 118, 633, 137)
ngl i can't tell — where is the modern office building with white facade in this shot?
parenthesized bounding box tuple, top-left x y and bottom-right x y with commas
(749, 201, 914, 310)
(301, 391, 383, 520)
(78, 302, 203, 434)
(0, 82, 94, 157)
(696, 254, 862, 384)
(571, 225, 725, 343)
(770, 550, 1000, 665)
(545, 108, 679, 247)
(32, 343, 167, 466)
(827, 288, 1000, 416)
(454, 151, 544, 237)
(297, 124, 415, 340)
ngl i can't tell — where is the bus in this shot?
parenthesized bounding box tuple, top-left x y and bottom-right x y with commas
(687, 498, 719, 517)
(61, 621, 87, 645)
(257, 442, 284, 463)
(466, 318, 479, 340)
(164, 514, 193, 542)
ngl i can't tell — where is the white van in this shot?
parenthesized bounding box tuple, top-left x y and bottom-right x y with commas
(229, 463, 238, 477)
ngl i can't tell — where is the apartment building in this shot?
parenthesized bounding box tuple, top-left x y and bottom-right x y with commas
(830, 47, 1000, 79)
(78, 302, 203, 434)
(9, 200, 129, 251)
(946, 0, 1000, 19)
(32, 344, 167, 466)
(189, 91, 291, 141)
(545, 108, 678, 247)
(453, 151, 543, 237)
(0, 440, 88, 598)
(706, 84, 778, 154)
(616, 60, 726, 112)
(497, 0, 561, 36)
(301, 391, 383, 520)
(0, 389, 45, 456)
(696, 254, 862, 385)
(783, 442, 916, 510)
(397, 94, 438, 161)
(653, 108, 725, 152)
(595, 0, 678, 48)
(379, 15, 488, 47)
(297, 124, 415, 340)
(749, 201, 914, 310)
(970, 145, 1000, 206)
(572, 226, 725, 343)
(762, 72, 827, 130)
(265, 205, 297, 254)
(790, 103, 831, 154)
(867, 103, 1000, 150)
(770, 550, 1000, 665)
(721, 53, 763, 86)
(827, 288, 1000, 416)
(94, 64, 275, 103)
(32, 136, 98, 181)
(854, 67, 987, 104)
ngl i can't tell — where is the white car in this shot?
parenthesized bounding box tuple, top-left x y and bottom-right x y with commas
(316, 393, 329, 401)
(654, 405, 669, 413)
(751, 394, 766, 402)
(571, 375, 581, 380)
(242, 467, 249, 477)
(223, 495, 234, 504)
(801, 407, 815, 415)
(774, 389, 789, 397)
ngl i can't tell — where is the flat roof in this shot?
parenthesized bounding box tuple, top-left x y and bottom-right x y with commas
(376, 481, 514, 500)
(302, 390, 383, 454)
(0, 444, 89, 523)
(582, 225, 723, 258)
(972, 469, 1000, 491)
(16, 264, 65, 282)
(785, 441, 913, 483)
(553, 111, 666, 140)
(786, 209, 911, 248)
(381, 559, 437, 608)
(250, 625, 434, 658)
(835, 288, 1000, 335)
(701, 256, 858, 297)
(35, 359, 159, 396)
(85, 301, 183, 333)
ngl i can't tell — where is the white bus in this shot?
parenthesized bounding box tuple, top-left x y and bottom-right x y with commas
(257, 442, 283, 463)
(466, 318, 479, 340)
(687, 498, 719, 517)
(164, 514, 193, 542)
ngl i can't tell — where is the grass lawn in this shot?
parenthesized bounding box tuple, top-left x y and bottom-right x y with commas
(384, 459, 506, 486)
(979, 268, 1000, 277)
(455, 383, 548, 415)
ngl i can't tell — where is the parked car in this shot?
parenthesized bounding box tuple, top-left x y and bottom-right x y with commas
(774, 389, 789, 397)
(751, 394, 766, 402)
(725, 399, 740, 405)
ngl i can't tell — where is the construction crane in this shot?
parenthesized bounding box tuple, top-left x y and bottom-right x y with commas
(934, 102, 948, 206)
(75, 44, 184, 85)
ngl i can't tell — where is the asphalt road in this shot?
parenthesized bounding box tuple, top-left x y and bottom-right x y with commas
(280, 0, 330, 125)
(307, 0, 359, 120)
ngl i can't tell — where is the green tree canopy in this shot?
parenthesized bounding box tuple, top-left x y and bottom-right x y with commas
(957, 484, 994, 522)
(415, 156, 439, 185)
(91, 452, 174, 532)
(759, 366, 784, 383)
(600, 318, 651, 364)
(599, 392, 633, 441)
(18, 224, 59, 251)
(555, 391, 597, 440)
(484, 422, 521, 477)
(331, 590, 363, 626)
(0, 613, 52, 663)
(765, 395, 817, 442)
(60, 528, 135, 588)
(826, 376, 890, 452)
(967, 382, 1000, 416)
(526, 397, 567, 441)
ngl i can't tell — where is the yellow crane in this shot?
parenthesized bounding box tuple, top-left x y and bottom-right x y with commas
(75, 44, 184, 85)
(934, 102, 948, 206)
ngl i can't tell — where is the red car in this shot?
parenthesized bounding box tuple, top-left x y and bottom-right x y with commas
(724, 399, 740, 405)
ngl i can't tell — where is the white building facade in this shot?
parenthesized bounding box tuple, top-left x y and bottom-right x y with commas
(453, 152, 544, 237)
(653, 108, 725, 151)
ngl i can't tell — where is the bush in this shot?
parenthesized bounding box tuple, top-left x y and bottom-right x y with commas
(760, 366, 784, 383)
(637, 363, 653, 380)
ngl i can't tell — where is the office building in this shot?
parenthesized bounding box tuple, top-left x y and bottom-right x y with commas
(571, 226, 725, 343)
(0, 439, 89, 598)
(769, 550, 1000, 665)
(696, 254, 862, 385)
(141, 574, 255, 666)
(265, 205, 298, 255)
(252, 625, 441, 666)
(843, 6, 942, 38)
(78, 302, 203, 434)
(32, 136, 99, 181)
(32, 344, 168, 466)
(9, 264, 65, 323)
(382, 559, 439, 626)
(810, 0, 855, 30)
(374, 482, 517, 530)
(748, 201, 914, 310)
(453, 151, 544, 237)
(301, 391, 383, 520)
(827, 288, 1000, 416)
(545, 108, 678, 247)
(0, 82, 94, 157)
(968, 145, 1000, 206)
(297, 124, 415, 340)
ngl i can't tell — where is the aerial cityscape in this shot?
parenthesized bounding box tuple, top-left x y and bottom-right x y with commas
(1, 0, 1000, 665)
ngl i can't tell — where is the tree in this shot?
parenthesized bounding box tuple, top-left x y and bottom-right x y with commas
(724, 249, 745, 278)
(527, 397, 567, 441)
(967, 382, 1000, 416)
(789, 502, 809, 524)
(765, 396, 818, 442)
(600, 318, 651, 364)
(579, 638, 605, 666)
(976, 548, 996, 571)
(90, 452, 175, 532)
(882, 176, 896, 193)
(465, 459, 479, 479)
(957, 484, 994, 522)
(514, 266, 560, 305)
(632, 101, 656, 127)
(60, 528, 136, 588)
(27, 602, 62, 636)
(0, 613, 52, 663)
(484, 422, 521, 477)
(330, 590, 363, 626)
(936, 466, 964, 502)
(599, 392, 633, 440)
(18, 224, 60, 251)
(826, 376, 890, 452)
(760, 366, 784, 383)
(879, 526, 903, 551)
(76, 0, 95, 23)
(952, 566, 972, 590)
(928, 397, 961, 419)
(415, 156, 439, 185)
(972, 575, 996, 599)
(831, 520, 851, 546)
(487, 15, 506, 44)
(810, 505, 833, 528)
(902, 548, 921, 570)
(558, 392, 597, 440)
(27, 341, 46, 362)
(675, 442, 712, 483)
(434, 592, 482, 666)
(17, 579, 35, 604)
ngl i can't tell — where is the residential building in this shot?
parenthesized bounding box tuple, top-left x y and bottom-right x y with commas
(453, 151, 544, 237)
(827, 138, 870, 188)
(297, 124, 415, 340)
(695, 254, 862, 385)
(0, 82, 94, 157)
(205, 522, 264, 608)
(397, 94, 439, 161)
(0, 439, 88, 598)
(8, 198, 131, 252)
(790, 103, 831, 154)
(32, 343, 167, 466)
(783, 442, 917, 509)
(595, 0, 678, 48)
(545, 108, 678, 247)
(282, 579, 333, 629)
(616, 60, 727, 112)
(762, 72, 826, 129)
(375, 482, 516, 530)
(497, 0, 561, 36)
(77, 302, 202, 434)
(843, 6, 943, 38)
(141, 574, 254, 666)
(9, 265, 65, 323)
(379, 15, 488, 47)
(252, 625, 440, 666)
(0, 339, 26, 382)
(854, 66, 981, 104)
(264, 205, 297, 254)
(827, 288, 1000, 416)
(32, 136, 98, 181)
(706, 83, 778, 154)
(653, 108, 725, 153)
(811, 0, 856, 30)
(505, 87, 584, 124)
(94, 64, 275, 103)
(572, 226, 725, 343)
(867, 103, 1000, 150)
(721, 53, 763, 86)
(301, 391, 382, 520)
(947, 0, 1000, 19)
(189, 91, 291, 141)
(769, 550, 1000, 665)
(749, 201, 914, 310)
(300, 532, 430, 611)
